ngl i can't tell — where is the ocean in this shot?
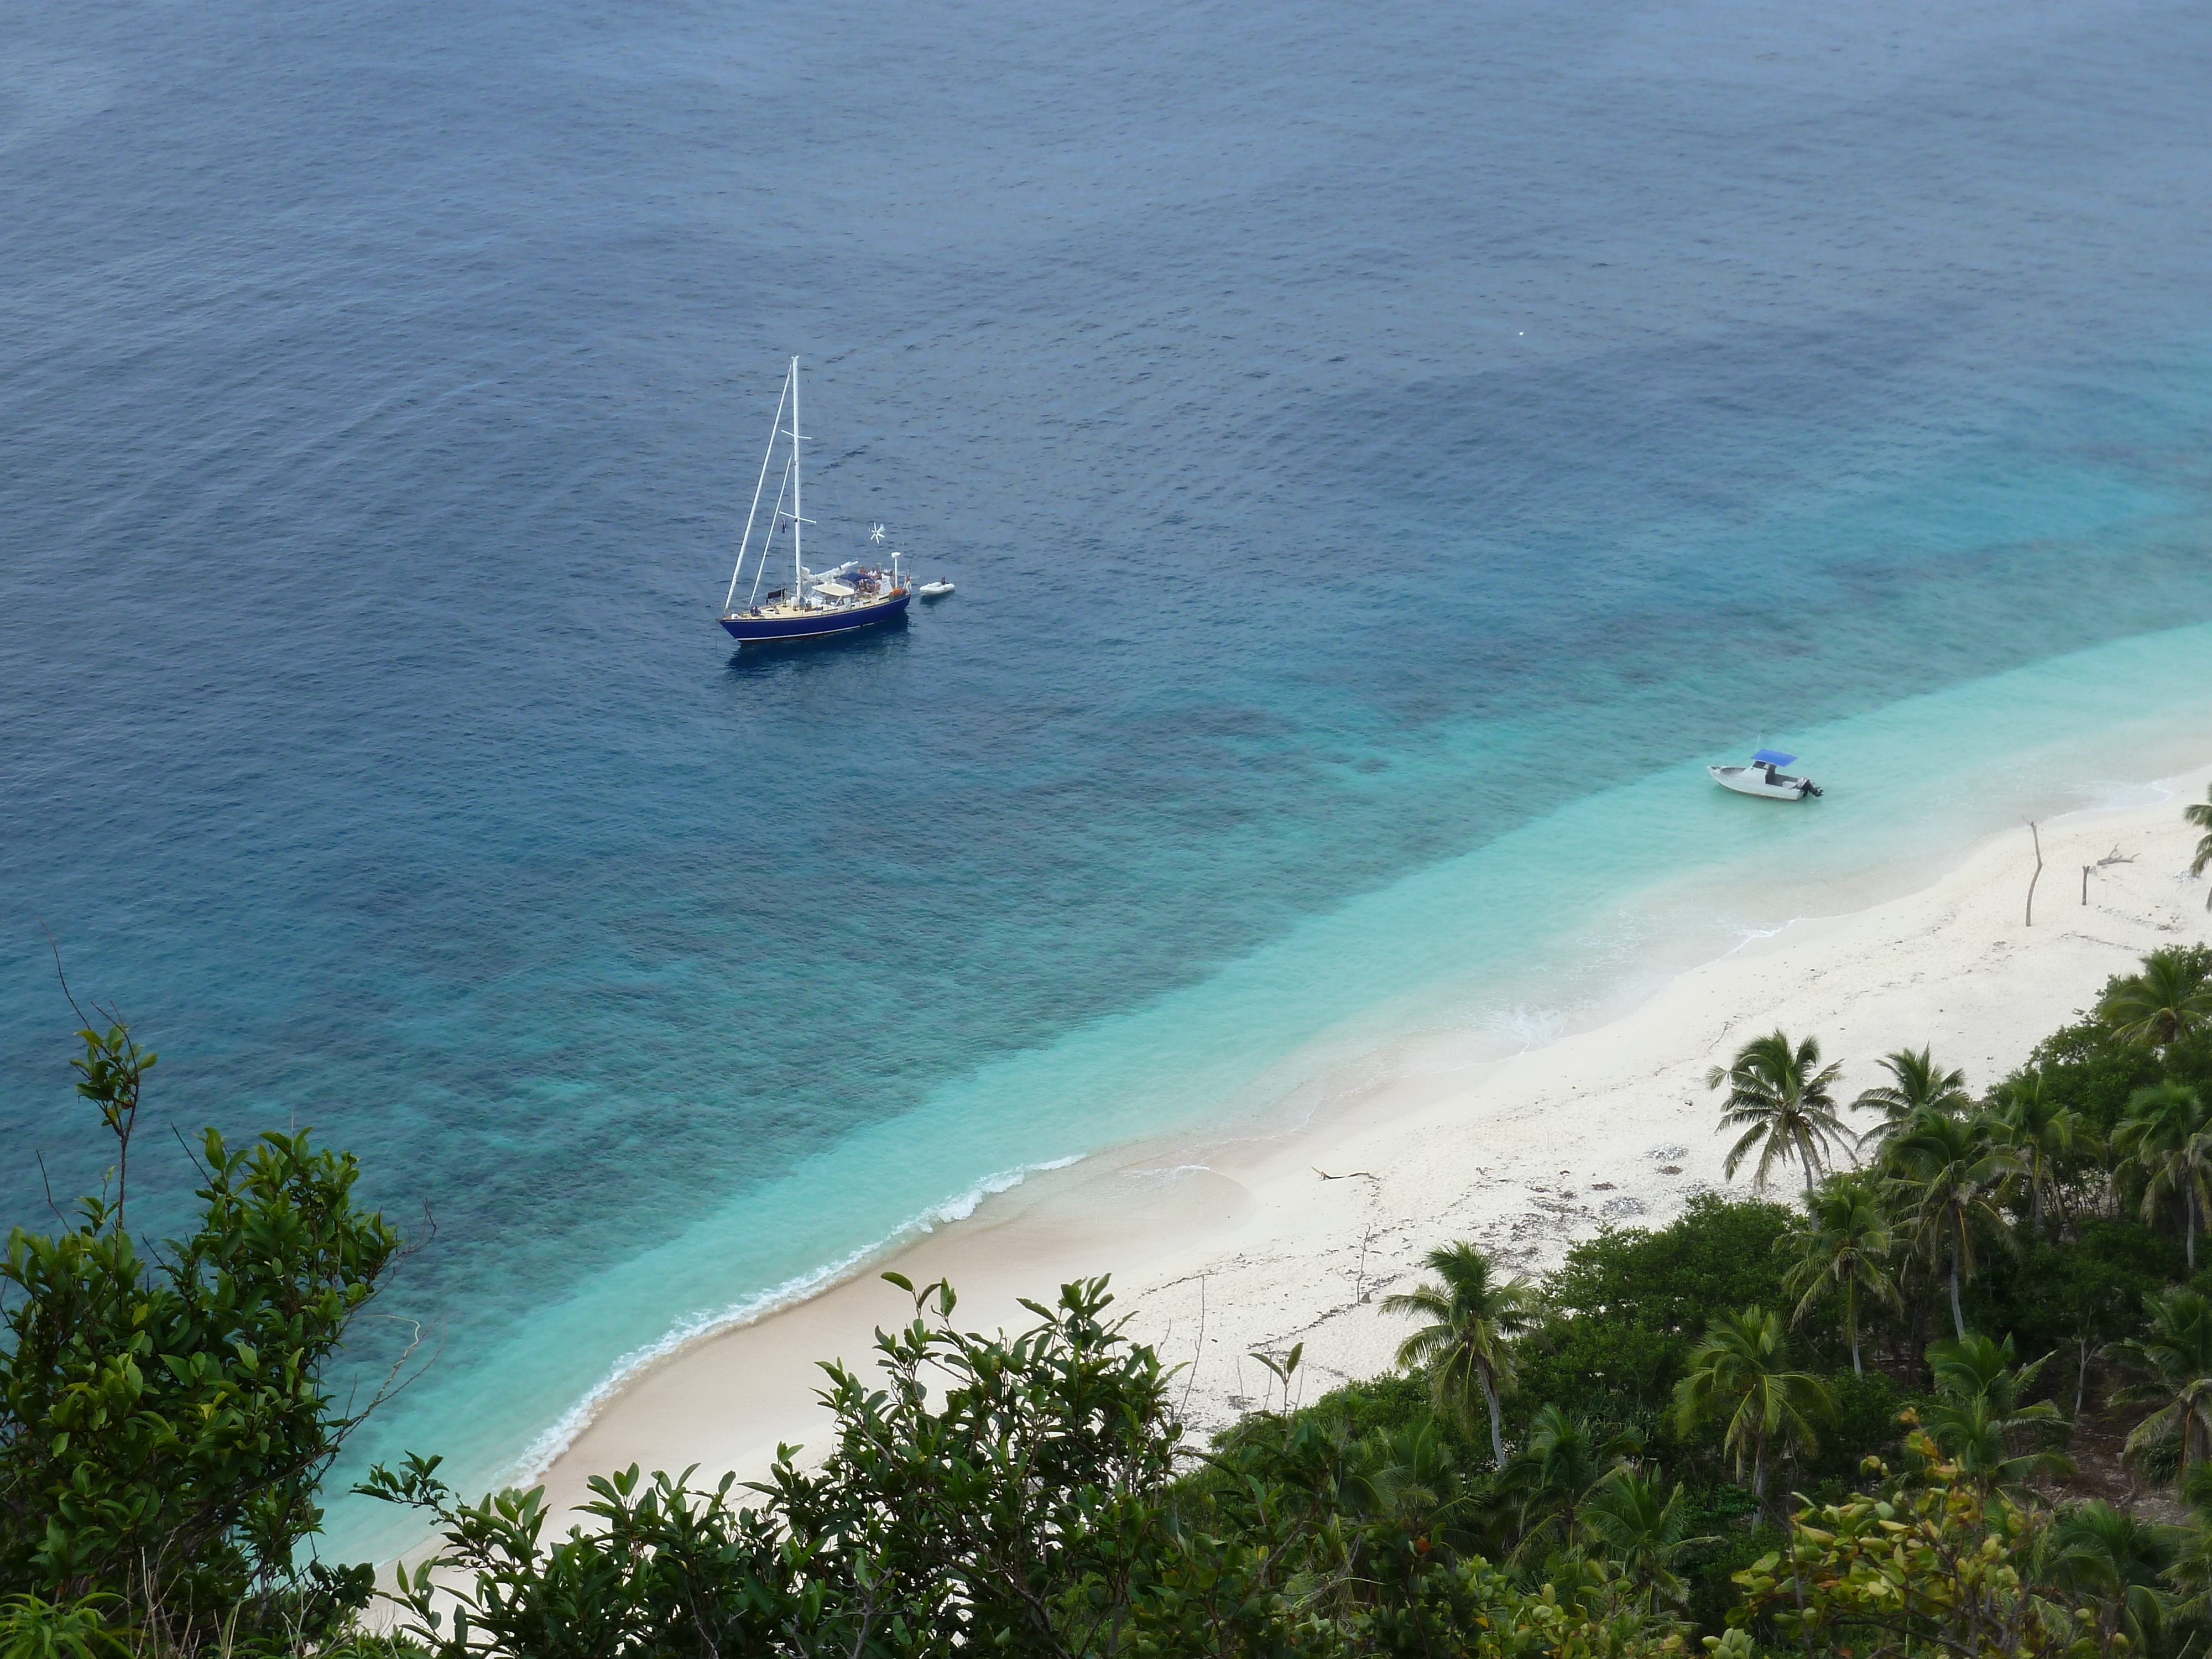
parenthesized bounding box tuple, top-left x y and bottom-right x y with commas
(4, 0, 2211, 1559)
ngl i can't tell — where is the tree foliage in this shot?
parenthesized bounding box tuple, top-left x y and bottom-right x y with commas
(2188, 787, 2212, 912)
(31, 942, 2212, 1655)
(1854, 1048, 1974, 1153)
(1781, 1172, 1900, 1376)
(2100, 950, 2212, 1051)
(368, 1277, 1688, 1659)
(1731, 1440, 2111, 1659)
(1522, 1195, 1797, 1426)
(1708, 1034, 1850, 1194)
(0, 1020, 403, 1653)
(1672, 1309, 1832, 1524)
(1884, 1112, 2018, 1340)
(1380, 1243, 1541, 1465)
(2114, 1287, 2212, 1475)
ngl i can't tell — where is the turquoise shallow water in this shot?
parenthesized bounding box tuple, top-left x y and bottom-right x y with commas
(3, 0, 2211, 1559)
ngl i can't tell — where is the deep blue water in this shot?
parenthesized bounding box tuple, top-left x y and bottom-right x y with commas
(6, 0, 2212, 1556)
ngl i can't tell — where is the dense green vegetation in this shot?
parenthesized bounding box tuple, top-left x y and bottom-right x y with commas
(1, 1018, 402, 1655)
(13, 930, 2212, 1654)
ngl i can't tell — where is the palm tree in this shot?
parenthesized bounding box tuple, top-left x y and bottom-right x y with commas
(2163, 1463, 2212, 1626)
(2116, 1287, 2212, 1480)
(1579, 1470, 1719, 1611)
(2114, 1081, 2212, 1270)
(1341, 1420, 1474, 1538)
(1341, 1418, 1518, 1563)
(1381, 1241, 1541, 1466)
(1673, 1305, 1834, 1524)
(1918, 1333, 2072, 1493)
(1708, 1030, 1852, 1194)
(1780, 1170, 1901, 1376)
(1922, 1394, 2073, 1495)
(1986, 1074, 2089, 1237)
(2099, 947, 2212, 1049)
(2188, 785, 2212, 911)
(1852, 1046, 1973, 1151)
(1498, 1405, 1641, 1557)
(2046, 1502, 2178, 1653)
(1928, 1330, 2047, 1405)
(1885, 1112, 2017, 1339)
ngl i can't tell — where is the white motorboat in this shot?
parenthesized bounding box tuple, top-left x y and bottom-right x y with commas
(1710, 748, 1823, 801)
(917, 580, 955, 599)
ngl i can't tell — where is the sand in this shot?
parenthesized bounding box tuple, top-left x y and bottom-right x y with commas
(526, 765, 2212, 1524)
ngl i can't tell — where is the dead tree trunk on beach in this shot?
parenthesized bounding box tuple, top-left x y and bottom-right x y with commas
(2082, 845, 2136, 905)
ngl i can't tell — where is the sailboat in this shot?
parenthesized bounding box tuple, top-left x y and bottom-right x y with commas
(718, 358, 911, 643)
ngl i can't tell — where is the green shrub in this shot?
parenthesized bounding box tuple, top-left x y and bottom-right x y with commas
(0, 1022, 400, 1652)
(1799, 1368, 1912, 1483)
(1516, 1195, 1798, 1432)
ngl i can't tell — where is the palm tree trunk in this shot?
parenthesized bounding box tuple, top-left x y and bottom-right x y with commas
(1846, 1282, 1862, 1376)
(1948, 1239, 1965, 1339)
(2189, 1185, 2198, 1274)
(1481, 1368, 1505, 1467)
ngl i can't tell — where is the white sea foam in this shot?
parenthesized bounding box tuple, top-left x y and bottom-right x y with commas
(1128, 1161, 1215, 1186)
(1724, 921, 1794, 954)
(507, 1152, 1086, 1483)
(1491, 1005, 1568, 1053)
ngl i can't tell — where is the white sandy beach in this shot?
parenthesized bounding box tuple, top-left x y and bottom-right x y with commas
(529, 764, 2212, 1525)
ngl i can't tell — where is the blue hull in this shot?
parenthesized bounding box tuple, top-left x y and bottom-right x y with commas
(719, 593, 910, 643)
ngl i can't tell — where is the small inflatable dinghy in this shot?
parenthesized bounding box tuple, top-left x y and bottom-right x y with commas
(917, 580, 955, 598)
(1710, 748, 1823, 801)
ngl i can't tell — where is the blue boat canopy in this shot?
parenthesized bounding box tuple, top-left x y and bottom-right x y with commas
(1751, 748, 1797, 767)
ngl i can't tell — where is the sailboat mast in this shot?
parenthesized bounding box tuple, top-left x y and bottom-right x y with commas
(724, 363, 793, 614)
(789, 356, 803, 598)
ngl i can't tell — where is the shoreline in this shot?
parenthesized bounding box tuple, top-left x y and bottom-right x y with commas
(524, 757, 2212, 1525)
